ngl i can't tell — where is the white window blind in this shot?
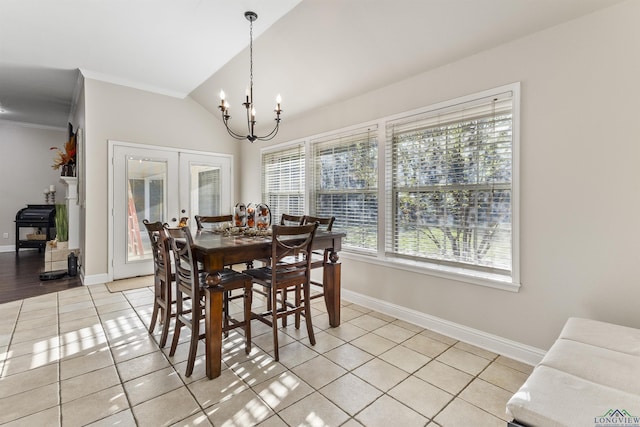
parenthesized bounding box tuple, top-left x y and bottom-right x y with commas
(311, 126, 378, 252)
(198, 169, 221, 216)
(385, 91, 513, 276)
(262, 143, 305, 224)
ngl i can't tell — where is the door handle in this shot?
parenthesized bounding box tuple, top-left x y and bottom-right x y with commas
(171, 218, 177, 222)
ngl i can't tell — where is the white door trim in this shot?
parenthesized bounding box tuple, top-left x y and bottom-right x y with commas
(108, 140, 234, 282)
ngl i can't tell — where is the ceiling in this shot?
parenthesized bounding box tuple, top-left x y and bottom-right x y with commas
(0, 0, 621, 130)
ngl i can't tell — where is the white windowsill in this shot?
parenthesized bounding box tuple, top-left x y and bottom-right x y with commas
(340, 251, 521, 293)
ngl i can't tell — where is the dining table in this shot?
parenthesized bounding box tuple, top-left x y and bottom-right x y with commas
(191, 228, 345, 379)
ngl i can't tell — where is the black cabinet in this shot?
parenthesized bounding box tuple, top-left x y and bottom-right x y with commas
(15, 205, 56, 253)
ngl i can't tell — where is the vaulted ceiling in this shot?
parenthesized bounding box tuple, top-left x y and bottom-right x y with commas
(0, 0, 621, 129)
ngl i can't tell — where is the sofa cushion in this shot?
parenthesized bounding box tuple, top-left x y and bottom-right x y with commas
(540, 339, 640, 395)
(559, 317, 640, 356)
(506, 365, 640, 427)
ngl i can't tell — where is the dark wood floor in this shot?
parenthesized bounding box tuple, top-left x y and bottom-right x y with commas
(0, 250, 82, 304)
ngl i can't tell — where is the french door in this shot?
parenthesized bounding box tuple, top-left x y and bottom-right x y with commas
(111, 143, 232, 280)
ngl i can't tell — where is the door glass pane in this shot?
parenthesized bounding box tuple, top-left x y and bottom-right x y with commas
(127, 157, 167, 262)
(190, 165, 221, 216)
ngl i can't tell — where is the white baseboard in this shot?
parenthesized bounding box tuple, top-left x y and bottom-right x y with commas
(0, 245, 17, 253)
(82, 273, 110, 286)
(342, 288, 545, 366)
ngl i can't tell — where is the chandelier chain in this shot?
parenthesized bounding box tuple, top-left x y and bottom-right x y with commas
(249, 17, 253, 93)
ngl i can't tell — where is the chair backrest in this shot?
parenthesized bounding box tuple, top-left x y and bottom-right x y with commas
(270, 223, 319, 285)
(166, 225, 201, 298)
(143, 219, 171, 280)
(303, 215, 335, 232)
(280, 213, 305, 226)
(194, 215, 233, 231)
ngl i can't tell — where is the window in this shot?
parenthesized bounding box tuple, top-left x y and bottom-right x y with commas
(197, 168, 221, 216)
(311, 127, 378, 252)
(385, 90, 514, 278)
(262, 143, 305, 224)
(262, 84, 519, 288)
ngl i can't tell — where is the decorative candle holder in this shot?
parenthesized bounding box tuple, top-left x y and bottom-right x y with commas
(44, 190, 56, 204)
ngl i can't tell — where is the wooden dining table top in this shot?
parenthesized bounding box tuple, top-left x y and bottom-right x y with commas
(191, 229, 345, 272)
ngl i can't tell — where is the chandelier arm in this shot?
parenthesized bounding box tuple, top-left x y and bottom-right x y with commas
(255, 122, 280, 141)
(225, 126, 248, 141)
(222, 114, 249, 140)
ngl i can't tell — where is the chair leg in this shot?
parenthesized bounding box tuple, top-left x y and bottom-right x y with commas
(158, 307, 171, 348)
(272, 287, 280, 361)
(169, 319, 182, 357)
(303, 281, 316, 346)
(295, 284, 301, 329)
(223, 291, 230, 338)
(149, 277, 161, 333)
(159, 307, 171, 347)
(169, 292, 183, 357)
(184, 297, 202, 377)
(185, 319, 200, 377)
(243, 283, 252, 354)
(281, 289, 288, 327)
(149, 299, 159, 334)
(266, 288, 272, 311)
(158, 278, 173, 347)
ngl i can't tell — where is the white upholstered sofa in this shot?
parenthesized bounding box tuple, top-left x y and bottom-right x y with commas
(506, 317, 640, 427)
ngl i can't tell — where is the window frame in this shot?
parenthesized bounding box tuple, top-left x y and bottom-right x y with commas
(385, 89, 516, 279)
(260, 141, 306, 224)
(310, 125, 379, 254)
(260, 83, 520, 291)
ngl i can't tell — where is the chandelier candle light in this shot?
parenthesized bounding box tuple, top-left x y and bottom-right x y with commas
(218, 11, 282, 143)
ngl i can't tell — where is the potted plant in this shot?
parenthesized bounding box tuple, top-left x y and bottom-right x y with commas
(54, 203, 68, 248)
(50, 128, 76, 176)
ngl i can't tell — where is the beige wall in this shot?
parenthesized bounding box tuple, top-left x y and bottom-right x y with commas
(0, 122, 67, 251)
(82, 79, 235, 279)
(240, 1, 640, 350)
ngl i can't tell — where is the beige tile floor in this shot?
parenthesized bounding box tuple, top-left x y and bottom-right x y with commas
(0, 283, 533, 426)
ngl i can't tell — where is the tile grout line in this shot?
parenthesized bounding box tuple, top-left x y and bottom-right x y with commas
(79, 285, 135, 426)
(122, 285, 208, 426)
(56, 290, 63, 427)
(2, 285, 529, 426)
(427, 351, 502, 425)
(0, 299, 22, 379)
(343, 326, 459, 425)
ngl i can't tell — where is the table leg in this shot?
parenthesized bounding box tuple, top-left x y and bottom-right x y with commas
(204, 287, 223, 379)
(323, 260, 341, 327)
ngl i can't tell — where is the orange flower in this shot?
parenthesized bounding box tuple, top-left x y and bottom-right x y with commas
(50, 134, 76, 170)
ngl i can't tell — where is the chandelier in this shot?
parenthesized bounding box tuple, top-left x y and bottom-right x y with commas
(218, 11, 282, 143)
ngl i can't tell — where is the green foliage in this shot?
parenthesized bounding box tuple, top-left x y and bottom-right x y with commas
(55, 203, 68, 242)
(391, 113, 513, 270)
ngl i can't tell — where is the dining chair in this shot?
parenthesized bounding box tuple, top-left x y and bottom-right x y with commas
(167, 225, 253, 377)
(244, 222, 318, 361)
(194, 213, 251, 327)
(251, 213, 305, 310)
(302, 215, 336, 301)
(142, 219, 174, 348)
(280, 213, 305, 226)
(194, 214, 233, 231)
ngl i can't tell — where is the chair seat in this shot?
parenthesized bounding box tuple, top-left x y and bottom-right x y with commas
(245, 266, 307, 283)
(210, 268, 255, 288)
